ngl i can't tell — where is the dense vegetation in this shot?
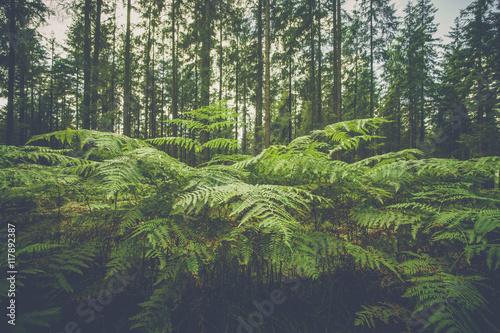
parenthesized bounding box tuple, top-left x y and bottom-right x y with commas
(1, 117, 499, 332)
(1, 0, 499, 157)
(1, 0, 500, 332)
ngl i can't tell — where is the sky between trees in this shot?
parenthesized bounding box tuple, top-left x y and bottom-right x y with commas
(0, 0, 476, 110)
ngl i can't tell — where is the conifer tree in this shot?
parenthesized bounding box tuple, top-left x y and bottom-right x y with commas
(358, 0, 397, 118)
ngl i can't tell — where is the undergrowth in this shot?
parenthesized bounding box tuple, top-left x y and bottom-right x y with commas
(1, 117, 499, 333)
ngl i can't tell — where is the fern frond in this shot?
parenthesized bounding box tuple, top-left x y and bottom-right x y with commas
(354, 302, 410, 328)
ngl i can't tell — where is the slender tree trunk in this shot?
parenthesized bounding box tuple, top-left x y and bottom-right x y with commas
(333, 0, 342, 122)
(151, 31, 156, 138)
(317, 0, 322, 126)
(83, 0, 92, 129)
(475, 1, 485, 156)
(38, 85, 43, 133)
(419, 0, 425, 144)
(264, 0, 271, 148)
(369, 0, 374, 118)
(309, 0, 316, 129)
(397, 96, 401, 149)
(30, 72, 35, 137)
(180, 81, 185, 162)
(354, 47, 358, 115)
(419, 82, 425, 142)
(123, 0, 132, 136)
(50, 38, 55, 132)
(235, 30, 239, 154)
(19, 54, 26, 145)
(110, 6, 117, 132)
(336, 0, 342, 120)
(144, 17, 152, 139)
(218, 5, 223, 154)
(55, 99, 59, 131)
(201, 0, 212, 162)
(243, 76, 247, 154)
(136, 83, 140, 138)
(91, 0, 102, 130)
(333, 0, 338, 122)
(62, 93, 67, 129)
(219, 7, 223, 102)
(76, 71, 80, 130)
(160, 33, 165, 138)
(191, 43, 199, 165)
(6, 0, 16, 145)
(172, 0, 179, 157)
(408, 53, 414, 148)
(255, 0, 263, 153)
(477, 58, 484, 156)
(288, 54, 292, 143)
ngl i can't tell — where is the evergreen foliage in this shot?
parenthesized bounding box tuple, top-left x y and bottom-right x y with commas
(1, 117, 498, 332)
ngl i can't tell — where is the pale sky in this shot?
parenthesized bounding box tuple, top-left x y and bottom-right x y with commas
(40, 0, 474, 46)
(0, 0, 477, 109)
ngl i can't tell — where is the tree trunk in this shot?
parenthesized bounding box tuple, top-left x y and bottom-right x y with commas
(369, 0, 374, 118)
(317, 0, 322, 126)
(76, 71, 80, 130)
(255, 0, 263, 153)
(83, 0, 92, 129)
(218, 4, 223, 154)
(243, 77, 248, 154)
(172, 0, 179, 157)
(123, 0, 132, 136)
(354, 47, 358, 115)
(109, 6, 117, 132)
(219, 8, 223, 102)
(19, 49, 26, 145)
(419, 82, 425, 143)
(160, 33, 165, 138)
(144, 17, 151, 139)
(38, 85, 43, 133)
(151, 31, 156, 138)
(264, 0, 271, 148)
(288, 54, 292, 143)
(333, 0, 342, 122)
(309, 0, 316, 129)
(235, 30, 239, 154)
(6, 0, 16, 145)
(30, 72, 35, 137)
(50, 38, 55, 132)
(408, 52, 414, 149)
(91, 0, 102, 130)
(201, 0, 211, 162)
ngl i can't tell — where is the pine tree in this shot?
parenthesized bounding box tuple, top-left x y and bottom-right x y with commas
(2, 0, 49, 145)
(358, 0, 397, 118)
(343, 6, 371, 121)
(400, 0, 438, 148)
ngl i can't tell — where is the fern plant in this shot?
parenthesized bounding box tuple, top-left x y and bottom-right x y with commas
(1, 118, 499, 333)
(147, 100, 245, 157)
